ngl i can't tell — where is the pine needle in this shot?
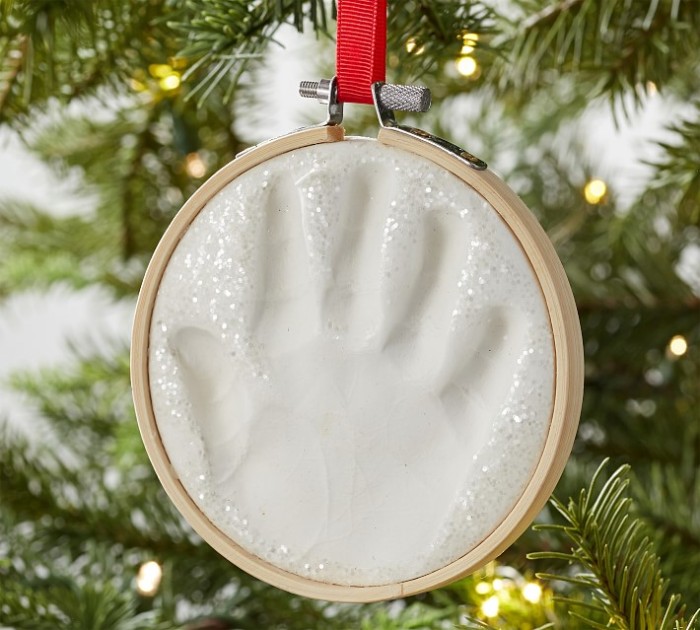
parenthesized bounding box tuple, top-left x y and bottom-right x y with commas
(532, 460, 700, 629)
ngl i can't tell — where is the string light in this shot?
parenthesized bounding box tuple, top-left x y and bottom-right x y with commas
(149, 64, 174, 78)
(492, 578, 504, 591)
(456, 56, 478, 77)
(136, 560, 162, 596)
(475, 581, 491, 594)
(584, 178, 607, 204)
(668, 334, 688, 357)
(147, 63, 182, 91)
(522, 581, 542, 603)
(461, 32, 479, 55)
(185, 152, 207, 178)
(481, 595, 500, 618)
(454, 32, 480, 78)
(405, 37, 425, 55)
(159, 72, 181, 91)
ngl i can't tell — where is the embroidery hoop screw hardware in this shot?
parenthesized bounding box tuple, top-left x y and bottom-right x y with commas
(371, 82, 487, 171)
(298, 77, 431, 121)
(298, 76, 487, 171)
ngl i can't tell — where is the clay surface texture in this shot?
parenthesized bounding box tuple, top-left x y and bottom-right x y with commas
(149, 138, 555, 586)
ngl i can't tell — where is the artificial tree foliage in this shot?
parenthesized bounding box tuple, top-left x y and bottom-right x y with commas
(1, 1, 699, 628)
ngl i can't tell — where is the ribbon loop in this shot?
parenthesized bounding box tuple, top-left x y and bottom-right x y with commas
(336, 0, 387, 105)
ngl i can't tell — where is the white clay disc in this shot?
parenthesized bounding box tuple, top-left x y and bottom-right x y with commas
(147, 138, 555, 587)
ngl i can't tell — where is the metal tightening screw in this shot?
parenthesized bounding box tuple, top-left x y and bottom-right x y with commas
(299, 79, 333, 103)
(376, 83, 431, 113)
(299, 78, 431, 113)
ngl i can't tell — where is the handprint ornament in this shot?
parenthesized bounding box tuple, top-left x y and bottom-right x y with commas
(131, 95, 583, 601)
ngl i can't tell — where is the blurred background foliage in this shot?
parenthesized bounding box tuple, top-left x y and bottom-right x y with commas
(0, 0, 699, 628)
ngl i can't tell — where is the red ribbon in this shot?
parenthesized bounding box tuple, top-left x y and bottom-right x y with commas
(336, 0, 387, 104)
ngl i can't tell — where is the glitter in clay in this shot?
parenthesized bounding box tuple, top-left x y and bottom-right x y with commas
(148, 138, 555, 586)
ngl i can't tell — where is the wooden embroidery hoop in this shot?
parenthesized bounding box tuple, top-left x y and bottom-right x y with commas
(131, 124, 584, 603)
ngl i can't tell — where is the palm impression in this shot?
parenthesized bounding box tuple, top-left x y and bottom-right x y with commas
(149, 139, 555, 586)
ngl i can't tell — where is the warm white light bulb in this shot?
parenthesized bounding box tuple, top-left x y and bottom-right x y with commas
(456, 56, 478, 77)
(149, 64, 174, 79)
(522, 581, 542, 603)
(186, 152, 207, 178)
(475, 581, 490, 594)
(136, 560, 162, 596)
(405, 37, 425, 55)
(461, 32, 479, 55)
(492, 577, 504, 591)
(159, 72, 181, 91)
(668, 335, 688, 357)
(481, 595, 500, 618)
(584, 178, 607, 204)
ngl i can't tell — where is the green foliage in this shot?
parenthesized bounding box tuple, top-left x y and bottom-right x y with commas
(169, 0, 332, 105)
(358, 600, 459, 629)
(634, 459, 700, 606)
(0, 566, 166, 630)
(531, 461, 700, 629)
(653, 103, 700, 224)
(0, 92, 243, 298)
(386, 1, 496, 83)
(499, 0, 700, 108)
(1, 0, 699, 628)
(0, 0, 170, 122)
(27, 98, 241, 260)
(0, 201, 122, 297)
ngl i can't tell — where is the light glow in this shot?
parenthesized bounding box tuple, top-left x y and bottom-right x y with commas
(136, 560, 162, 596)
(405, 37, 425, 55)
(481, 595, 500, 618)
(492, 578, 504, 591)
(456, 56, 478, 77)
(149, 63, 174, 78)
(523, 581, 543, 603)
(475, 581, 490, 595)
(584, 178, 607, 204)
(159, 72, 181, 91)
(461, 32, 479, 55)
(186, 152, 207, 178)
(668, 335, 688, 357)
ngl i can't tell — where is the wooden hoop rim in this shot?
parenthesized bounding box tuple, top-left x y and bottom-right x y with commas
(131, 125, 584, 603)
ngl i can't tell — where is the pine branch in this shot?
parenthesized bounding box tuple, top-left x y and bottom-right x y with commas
(650, 103, 700, 225)
(0, 428, 187, 556)
(22, 100, 243, 268)
(634, 461, 700, 607)
(0, 200, 139, 301)
(0, 200, 129, 298)
(498, 0, 700, 106)
(0, 563, 168, 630)
(168, 0, 500, 106)
(0, 0, 170, 123)
(0, 355, 198, 559)
(358, 600, 459, 629)
(530, 461, 700, 629)
(386, 1, 497, 85)
(169, 0, 331, 106)
(502, 139, 696, 309)
(8, 353, 134, 450)
(0, 33, 27, 113)
(457, 620, 497, 630)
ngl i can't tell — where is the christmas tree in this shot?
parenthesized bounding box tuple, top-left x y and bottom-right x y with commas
(1, 1, 699, 628)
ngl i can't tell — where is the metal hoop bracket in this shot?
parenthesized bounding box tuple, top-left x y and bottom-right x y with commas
(298, 76, 487, 171)
(371, 82, 487, 171)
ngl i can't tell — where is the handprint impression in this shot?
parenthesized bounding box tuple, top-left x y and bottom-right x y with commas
(156, 140, 554, 585)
